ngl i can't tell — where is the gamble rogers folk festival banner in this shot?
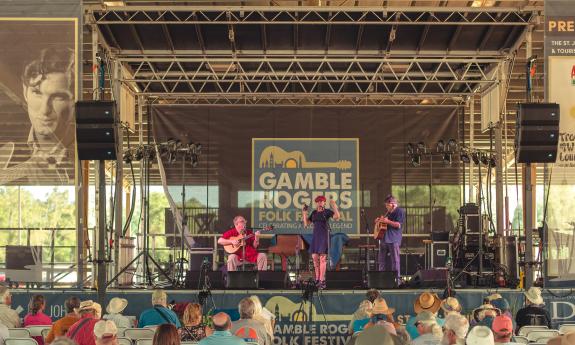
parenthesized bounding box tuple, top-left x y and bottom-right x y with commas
(252, 138, 359, 234)
(549, 57, 575, 168)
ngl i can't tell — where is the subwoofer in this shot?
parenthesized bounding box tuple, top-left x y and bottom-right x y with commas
(258, 271, 289, 289)
(184, 270, 225, 289)
(409, 269, 448, 288)
(75, 101, 117, 160)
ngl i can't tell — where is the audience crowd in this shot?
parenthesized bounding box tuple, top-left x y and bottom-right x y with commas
(0, 284, 569, 345)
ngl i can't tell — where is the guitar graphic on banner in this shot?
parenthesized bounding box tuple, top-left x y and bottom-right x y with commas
(259, 146, 351, 170)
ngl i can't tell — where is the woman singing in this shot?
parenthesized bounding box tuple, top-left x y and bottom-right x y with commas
(302, 195, 340, 289)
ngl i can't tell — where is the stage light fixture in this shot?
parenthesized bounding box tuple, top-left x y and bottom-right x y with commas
(411, 154, 421, 167)
(442, 152, 452, 166)
(122, 151, 133, 164)
(471, 152, 480, 165)
(436, 140, 445, 153)
(480, 153, 489, 166)
(133, 147, 144, 161)
(447, 139, 457, 153)
(460, 151, 470, 164)
(417, 142, 425, 152)
(489, 155, 497, 167)
(407, 143, 415, 155)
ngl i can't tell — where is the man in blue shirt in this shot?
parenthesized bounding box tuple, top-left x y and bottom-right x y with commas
(138, 289, 181, 328)
(199, 312, 246, 345)
(377, 195, 405, 281)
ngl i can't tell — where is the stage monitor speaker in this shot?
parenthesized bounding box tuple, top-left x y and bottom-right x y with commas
(185, 270, 225, 289)
(75, 101, 117, 160)
(226, 271, 259, 289)
(515, 103, 559, 163)
(367, 271, 397, 289)
(258, 271, 289, 289)
(326, 270, 364, 289)
(409, 269, 448, 288)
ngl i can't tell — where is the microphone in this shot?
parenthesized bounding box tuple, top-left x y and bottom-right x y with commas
(303, 204, 309, 211)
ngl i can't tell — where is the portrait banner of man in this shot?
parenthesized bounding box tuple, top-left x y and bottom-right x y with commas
(0, 19, 78, 185)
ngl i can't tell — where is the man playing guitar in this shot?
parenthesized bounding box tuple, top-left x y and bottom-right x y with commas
(218, 216, 268, 271)
(376, 195, 405, 281)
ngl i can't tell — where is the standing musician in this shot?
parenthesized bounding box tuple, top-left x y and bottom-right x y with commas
(302, 195, 340, 289)
(376, 195, 406, 280)
(218, 216, 268, 271)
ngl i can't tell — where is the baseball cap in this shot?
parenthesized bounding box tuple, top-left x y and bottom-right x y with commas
(492, 315, 513, 334)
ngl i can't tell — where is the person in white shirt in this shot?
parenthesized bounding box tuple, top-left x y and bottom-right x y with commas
(103, 298, 131, 328)
(411, 311, 442, 345)
(0, 323, 9, 345)
(0, 287, 20, 328)
(441, 314, 469, 345)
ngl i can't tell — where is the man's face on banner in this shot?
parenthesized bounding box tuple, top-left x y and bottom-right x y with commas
(24, 72, 73, 140)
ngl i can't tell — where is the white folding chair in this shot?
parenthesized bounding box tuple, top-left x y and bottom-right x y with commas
(40, 328, 50, 343)
(123, 329, 155, 341)
(8, 329, 31, 338)
(244, 342, 259, 345)
(25, 326, 51, 338)
(135, 339, 153, 345)
(527, 329, 560, 342)
(518, 325, 548, 337)
(117, 337, 132, 345)
(181, 342, 199, 345)
(559, 324, 575, 334)
(5, 338, 38, 345)
(116, 328, 127, 338)
(512, 335, 529, 344)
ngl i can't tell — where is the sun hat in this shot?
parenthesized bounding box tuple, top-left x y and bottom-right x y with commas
(524, 287, 544, 305)
(472, 304, 500, 321)
(76, 300, 102, 316)
(414, 311, 437, 325)
(371, 298, 395, 315)
(414, 292, 442, 314)
(106, 297, 128, 314)
(440, 297, 462, 314)
(466, 325, 494, 345)
(486, 293, 503, 302)
(490, 298, 510, 313)
(93, 320, 118, 339)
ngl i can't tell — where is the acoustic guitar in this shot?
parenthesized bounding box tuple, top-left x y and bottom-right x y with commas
(223, 226, 274, 254)
(372, 212, 390, 240)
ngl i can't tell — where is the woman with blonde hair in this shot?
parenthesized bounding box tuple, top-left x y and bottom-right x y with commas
(180, 303, 211, 342)
(249, 296, 274, 340)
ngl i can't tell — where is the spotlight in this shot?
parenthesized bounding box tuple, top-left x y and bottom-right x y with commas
(447, 139, 457, 153)
(471, 152, 480, 165)
(133, 147, 144, 161)
(123, 150, 133, 164)
(489, 155, 497, 167)
(407, 143, 415, 155)
(411, 154, 421, 167)
(442, 152, 452, 166)
(436, 140, 445, 153)
(480, 153, 489, 166)
(417, 142, 426, 153)
(460, 151, 470, 164)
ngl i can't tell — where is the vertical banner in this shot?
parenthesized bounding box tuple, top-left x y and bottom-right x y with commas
(0, 19, 78, 185)
(252, 138, 359, 234)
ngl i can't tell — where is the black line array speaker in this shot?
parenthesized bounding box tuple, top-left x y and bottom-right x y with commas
(75, 101, 117, 160)
(515, 103, 560, 163)
(326, 270, 364, 289)
(259, 271, 289, 289)
(185, 270, 225, 289)
(409, 269, 448, 288)
(226, 271, 259, 289)
(367, 271, 397, 289)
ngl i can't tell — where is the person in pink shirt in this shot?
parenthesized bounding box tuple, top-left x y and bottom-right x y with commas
(24, 295, 52, 345)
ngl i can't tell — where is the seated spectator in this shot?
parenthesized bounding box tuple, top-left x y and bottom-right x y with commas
(249, 296, 274, 341)
(491, 315, 514, 345)
(66, 300, 102, 345)
(515, 287, 551, 334)
(46, 296, 81, 344)
(0, 322, 8, 345)
(441, 314, 469, 345)
(348, 300, 372, 334)
(231, 298, 270, 345)
(24, 294, 52, 345)
(440, 297, 462, 317)
(138, 290, 181, 328)
(363, 298, 396, 335)
(103, 298, 131, 328)
(94, 320, 119, 345)
(153, 324, 180, 345)
(354, 325, 402, 345)
(366, 289, 380, 303)
(466, 325, 494, 345)
(472, 304, 500, 328)
(199, 312, 246, 345)
(181, 303, 210, 342)
(0, 286, 21, 328)
(406, 292, 444, 340)
(547, 332, 575, 345)
(411, 311, 442, 345)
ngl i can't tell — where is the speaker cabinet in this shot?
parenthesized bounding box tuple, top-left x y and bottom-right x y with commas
(367, 271, 397, 289)
(75, 101, 117, 160)
(325, 270, 364, 289)
(185, 270, 225, 289)
(515, 103, 560, 163)
(409, 269, 448, 288)
(259, 271, 289, 289)
(226, 271, 259, 289)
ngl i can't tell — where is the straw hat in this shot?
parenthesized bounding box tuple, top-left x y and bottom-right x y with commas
(524, 287, 544, 305)
(93, 320, 118, 339)
(472, 304, 500, 321)
(106, 297, 128, 314)
(466, 325, 494, 345)
(355, 326, 397, 345)
(440, 297, 462, 314)
(371, 298, 395, 315)
(76, 300, 102, 316)
(414, 292, 442, 314)
(486, 293, 503, 302)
